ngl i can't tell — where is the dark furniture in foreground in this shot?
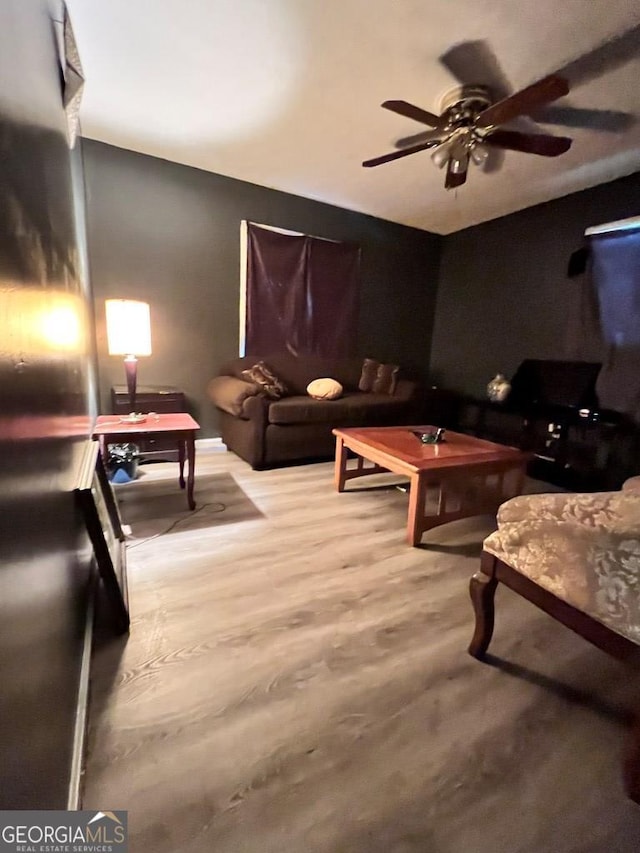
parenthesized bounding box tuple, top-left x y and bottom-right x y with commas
(468, 479, 640, 803)
(208, 354, 422, 468)
(93, 413, 200, 510)
(453, 360, 638, 490)
(75, 441, 129, 634)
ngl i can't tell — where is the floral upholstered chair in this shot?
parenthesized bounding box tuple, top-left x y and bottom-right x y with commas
(468, 476, 640, 803)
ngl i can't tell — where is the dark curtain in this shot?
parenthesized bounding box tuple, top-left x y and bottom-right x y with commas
(589, 228, 640, 421)
(564, 262, 605, 364)
(245, 223, 360, 357)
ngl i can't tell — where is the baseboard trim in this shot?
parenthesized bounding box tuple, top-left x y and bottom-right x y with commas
(67, 567, 97, 810)
(195, 437, 227, 452)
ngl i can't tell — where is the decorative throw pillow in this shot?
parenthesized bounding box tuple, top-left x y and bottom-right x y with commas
(307, 378, 343, 400)
(358, 358, 379, 392)
(373, 362, 399, 395)
(241, 361, 288, 400)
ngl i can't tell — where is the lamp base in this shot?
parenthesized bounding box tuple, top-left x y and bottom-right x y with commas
(119, 413, 147, 424)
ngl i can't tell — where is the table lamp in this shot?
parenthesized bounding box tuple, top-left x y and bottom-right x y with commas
(105, 299, 152, 423)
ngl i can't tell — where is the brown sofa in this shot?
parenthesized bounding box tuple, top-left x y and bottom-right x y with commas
(207, 353, 422, 468)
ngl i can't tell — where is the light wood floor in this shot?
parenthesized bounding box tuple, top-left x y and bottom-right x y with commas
(84, 451, 640, 852)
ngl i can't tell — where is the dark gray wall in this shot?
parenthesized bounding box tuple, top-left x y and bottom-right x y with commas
(83, 141, 442, 437)
(0, 0, 95, 807)
(430, 171, 640, 397)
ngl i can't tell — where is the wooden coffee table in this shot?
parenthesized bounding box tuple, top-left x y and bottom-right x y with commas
(93, 413, 200, 510)
(333, 426, 530, 546)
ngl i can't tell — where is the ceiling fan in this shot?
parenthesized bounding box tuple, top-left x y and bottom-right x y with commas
(362, 74, 573, 189)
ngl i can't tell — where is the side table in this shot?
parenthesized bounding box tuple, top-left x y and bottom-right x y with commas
(110, 384, 186, 415)
(111, 385, 187, 462)
(93, 413, 200, 510)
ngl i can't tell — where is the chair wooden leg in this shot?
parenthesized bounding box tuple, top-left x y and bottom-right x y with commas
(623, 708, 640, 804)
(468, 570, 498, 660)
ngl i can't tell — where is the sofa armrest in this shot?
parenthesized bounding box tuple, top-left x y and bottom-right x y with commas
(240, 393, 269, 422)
(623, 476, 640, 493)
(207, 376, 260, 417)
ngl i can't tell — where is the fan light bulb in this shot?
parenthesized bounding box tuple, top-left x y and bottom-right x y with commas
(450, 157, 466, 175)
(470, 142, 490, 166)
(430, 145, 450, 169)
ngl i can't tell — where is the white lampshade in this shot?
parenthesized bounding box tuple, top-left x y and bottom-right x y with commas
(105, 299, 152, 356)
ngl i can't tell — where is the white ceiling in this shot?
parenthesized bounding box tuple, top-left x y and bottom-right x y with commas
(65, 0, 640, 234)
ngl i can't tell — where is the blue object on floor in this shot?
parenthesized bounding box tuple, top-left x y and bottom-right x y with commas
(111, 467, 133, 484)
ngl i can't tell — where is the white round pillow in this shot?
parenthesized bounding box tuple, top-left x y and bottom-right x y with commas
(307, 377, 343, 400)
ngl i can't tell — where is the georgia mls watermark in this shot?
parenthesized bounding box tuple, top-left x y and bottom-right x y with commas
(0, 811, 127, 853)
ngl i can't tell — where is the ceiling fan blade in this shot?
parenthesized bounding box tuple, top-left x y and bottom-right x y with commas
(476, 75, 569, 128)
(362, 139, 440, 168)
(440, 40, 512, 100)
(395, 129, 443, 149)
(484, 129, 572, 156)
(444, 153, 468, 189)
(382, 100, 443, 128)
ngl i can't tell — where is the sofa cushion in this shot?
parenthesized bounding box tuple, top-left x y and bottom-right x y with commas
(241, 361, 288, 399)
(358, 358, 379, 392)
(268, 392, 411, 425)
(359, 358, 400, 394)
(307, 378, 343, 400)
(373, 362, 399, 395)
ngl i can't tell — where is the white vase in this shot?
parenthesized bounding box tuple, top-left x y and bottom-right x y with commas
(487, 373, 511, 403)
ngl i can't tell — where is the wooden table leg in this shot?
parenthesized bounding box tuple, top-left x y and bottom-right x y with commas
(186, 432, 196, 510)
(468, 563, 499, 659)
(407, 472, 427, 546)
(334, 436, 348, 492)
(178, 439, 186, 489)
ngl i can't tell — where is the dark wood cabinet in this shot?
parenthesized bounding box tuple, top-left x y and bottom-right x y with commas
(111, 385, 186, 415)
(451, 394, 631, 490)
(441, 360, 639, 490)
(110, 385, 187, 461)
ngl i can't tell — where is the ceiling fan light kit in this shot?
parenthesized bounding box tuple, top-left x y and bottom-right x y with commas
(431, 141, 452, 169)
(363, 74, 573, 190)
(470, 142, 490, 166)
